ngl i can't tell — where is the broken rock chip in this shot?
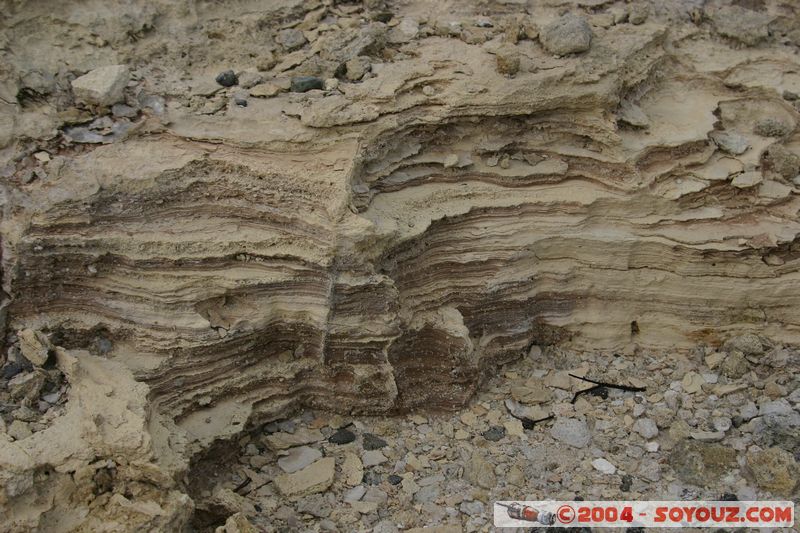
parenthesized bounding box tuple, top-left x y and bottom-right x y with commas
(362, 433, 387, 450)
(754, 117, 793, 138)
(274, 457, 335, 496)
(263, 428, 323, 450)
(681, 371, 705, 394)
(277, 446, 322, 473)
(464, 453, 496, 489)
(711, 6, 772, 46)
(341, 453, 364, 486)
(709, 131, 750, 155)
(276, 28, 307, 51)
(618, 100, 649, 128)
(746, 447, 800, 496)
(510, 379, 551, 404)
(215, 512, 257, 533)
(495, 47, 520, 76)
(539, 14, 593, 56)
(550, 417, 591, 448)
(8, 370, 46, 403)
(731, 171, 763, 189)
(592, 458, 616, 474)
(632, 417, 659, 439)
(328, 427, 356, 444)
(723, 333, 764, 357)
(670, 440, 737, 487)
(18, 328, 51, 366)
(71, 65, 130, 107)
(291, 76, 324, 93)
(361, 450, 388, 467)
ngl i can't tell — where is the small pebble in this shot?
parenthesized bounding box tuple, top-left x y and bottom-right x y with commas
(215, 70, 238, 88)
(482, 425, 506, 442)
(362, 433, 388, 450)
(290, 76, 324, 93)
(328, 427, 356, 444)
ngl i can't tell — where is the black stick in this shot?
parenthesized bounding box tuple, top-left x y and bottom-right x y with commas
(506, 407, 555, 429)
(569, 373, 646, 403)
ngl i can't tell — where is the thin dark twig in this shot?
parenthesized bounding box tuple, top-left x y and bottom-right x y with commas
(233, 476, 251, 493)
(506, 404, 555, 430)
(569, 373, 646, 403)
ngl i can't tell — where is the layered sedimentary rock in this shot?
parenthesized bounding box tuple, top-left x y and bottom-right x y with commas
(1, 0, 800, 529)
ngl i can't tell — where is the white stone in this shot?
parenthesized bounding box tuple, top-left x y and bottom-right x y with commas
(274, 457, 335, 496)
(550, 417, 591, 448)
(344, 485, 366, 502)
(443, 154, 459, 168)
(591, 458, 617, 474)
(361, 450, 388, 467)
(682, 371, 706, 394)
(712, 417, 732, 432)
(71, 65, 130, 106)
(632, 418, 658, 439)
(731, 171, 763, 189)
(277, 446, 322, 473)
(759, 180, 793, 199)
(690, 430, 725, 442)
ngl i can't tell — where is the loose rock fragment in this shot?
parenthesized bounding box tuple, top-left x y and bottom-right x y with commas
(215, 70, 238, 88)
(670, 441, 737, 487)
(8, 370, 46, 403)
(291, 76, 324, 92)
(361, 450, 388, 467)
(746, 447, 799, 496)
(711, 6, 772, 46)
(592, 458, 616, 474)
(464, 454, 496, 489)
(762, 144, 800, 179)
(482, 425, 505, 442)
(277, 446, 322, 473)
(495, 48, 520, 76)
(710, 131, 750, 155)
(328, 427, 356, 445)
(274, 457, 335, 496)
(362, 433, 387, 450)
(731, 171, 763, 189)
(540, 14, 593, 55)
(550, 417, 591, 448)
(71, 65, 130, 106)
(18, 329, 51, 366)
(632, 417, 659, 439)
(8, 420, 33, 440)
(264, 428, 323, 450)
(344, 57, 371, 81)
(277, 28, 307, 51)
(341, 453, 364, 486)
(723, 334, 764, 357)
(754, 118, 792, 138)
(618, 101, 649, 128)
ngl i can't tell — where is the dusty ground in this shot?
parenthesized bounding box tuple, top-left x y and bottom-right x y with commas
(1, 0, 800, 531)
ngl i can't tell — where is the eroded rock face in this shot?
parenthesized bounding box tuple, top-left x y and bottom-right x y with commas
(0, 348, 192, 531)
(2, 0, 800, 529)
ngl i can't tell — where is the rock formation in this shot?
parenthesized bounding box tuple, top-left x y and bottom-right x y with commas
(1, 0, 799, 530)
